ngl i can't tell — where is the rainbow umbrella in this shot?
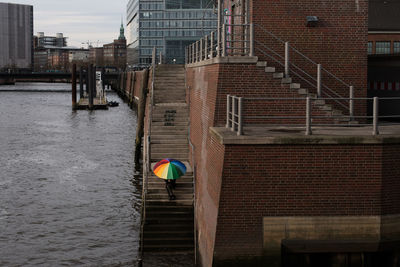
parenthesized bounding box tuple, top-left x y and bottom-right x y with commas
(153, 158, 187, 180)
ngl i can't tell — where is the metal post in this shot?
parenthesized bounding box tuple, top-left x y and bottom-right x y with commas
(373, 97, 379, 135)
(317, 64, 322, 97)
(305, 97, 312, 135)
(200, 38, 203, 61)
(205, 35, 208, 60)
(159, 51, 162, 64)
(217, 0, 221, 57)
(72, 64, 77, 107)
(196, 41, 199, 62)
(285, 42, 290, 78)
(249, 24, 254, 57)
(186, 46, 188, 64)
(88, 64, 94, 109)
(93, 65, 97, 98)
(226, 95, 231, 128)
(349, 86, 354, 121)
(191, 44, 195, 63)
(79, 66, 84, 99)
(152, 47, 156, 67)
(237, 97, 243, 136)
(210, 32, 214, 59)
(222, 24, 226, 57)
(231, 96, 236, 132)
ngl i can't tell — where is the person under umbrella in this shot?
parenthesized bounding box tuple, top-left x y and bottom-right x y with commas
(153, 158, 186, 200)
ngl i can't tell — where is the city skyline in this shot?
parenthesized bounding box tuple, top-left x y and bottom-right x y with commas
(4, 0, 127, 48)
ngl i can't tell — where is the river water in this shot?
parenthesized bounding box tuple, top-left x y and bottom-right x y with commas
(0, 83, 141, 266)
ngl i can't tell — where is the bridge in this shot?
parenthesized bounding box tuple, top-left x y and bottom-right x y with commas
(0, 72, 119, 85)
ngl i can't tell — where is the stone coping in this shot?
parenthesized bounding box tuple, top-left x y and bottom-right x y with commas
(210, 125, 400, 145)
(186, 56, 258, 68)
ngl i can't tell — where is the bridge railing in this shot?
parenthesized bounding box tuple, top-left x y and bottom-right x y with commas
(226, 95, 400, 136)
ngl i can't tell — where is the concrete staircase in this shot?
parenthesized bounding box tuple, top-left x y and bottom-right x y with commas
(256, 61, 356, 124)
(142, 64, 194, 255)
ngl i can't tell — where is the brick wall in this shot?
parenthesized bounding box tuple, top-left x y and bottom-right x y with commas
(193, 63, 341, 126)
(186, 64, 225, 267)
(212, 143, 399, 261)
(249, 0, 368, 116)
(382, 144, 400, 215)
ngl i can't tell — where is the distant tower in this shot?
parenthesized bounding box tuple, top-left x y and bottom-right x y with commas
(119, 17, 126, 40)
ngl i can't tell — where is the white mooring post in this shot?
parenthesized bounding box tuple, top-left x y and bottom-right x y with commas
(349, 86, 354, 121)
(317, 64, 322, 97)
(226, 95, 231, 128)
(222, 24, 226, 57)
(373, 97, 379, 135)
(306, 97, 312, 135)
(285, 42, 290, 78)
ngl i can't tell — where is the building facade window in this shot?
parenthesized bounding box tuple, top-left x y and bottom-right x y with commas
(368, 42, 373, 55)
(394, 42, 400, 54)
(375, 41, 391, 54)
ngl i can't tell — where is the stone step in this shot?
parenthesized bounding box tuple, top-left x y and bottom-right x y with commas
(146, 205, 193, 212)
(265, 67, 276, 73)
(256, 61, 267, 67)
(143, 238, 194, 245)
(152, 117, 189, 123)
(146, 199, 194, 206)
(148, 187, 193, 194)
(142, 244, 194, 252)
(152, 121, 189, 126)
(298, 88, 308, 95)
(320, 105, 333, 111)
(151, 148, 189, 154)
(281, 77, 292, 84)
(150, 140, 188, 145)
(143, 231, 193, 239)
(150, 152, 189, 158)
(151, 130, 188, 136)
(148, 178, 193, 184)
(314, 99, 326, 105)
(290, 83, 301, 89)
(147, 193, 193, 200)
(273, 72, 284, 79)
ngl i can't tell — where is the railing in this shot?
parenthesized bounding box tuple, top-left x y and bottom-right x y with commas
(226, 95, 400, 136)
(186, 23, 254, 64)
(254, 24, 354, 112)
(138, 47, 157, 266)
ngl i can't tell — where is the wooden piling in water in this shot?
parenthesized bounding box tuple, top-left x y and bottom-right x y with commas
(88, 64, 94, 109)
(72, 64, 77, 107)
(79, 66, 84, 99)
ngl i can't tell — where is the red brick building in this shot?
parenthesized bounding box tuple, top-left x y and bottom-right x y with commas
(367, 0, 400, 117)
(103, 39, 127, 70)
(184, 0, 400, 266)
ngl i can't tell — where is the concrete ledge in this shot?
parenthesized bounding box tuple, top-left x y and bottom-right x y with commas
(210, 126, 400, 145)
(186, 56, 258, 68)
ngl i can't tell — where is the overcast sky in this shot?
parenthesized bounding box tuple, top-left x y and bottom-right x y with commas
(5, 0, 128, 47)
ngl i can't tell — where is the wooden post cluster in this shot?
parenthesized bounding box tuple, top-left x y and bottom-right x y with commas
(72, 64, 77, 107)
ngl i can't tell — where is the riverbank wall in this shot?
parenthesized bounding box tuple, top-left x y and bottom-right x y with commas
(0, 77, 15, 85)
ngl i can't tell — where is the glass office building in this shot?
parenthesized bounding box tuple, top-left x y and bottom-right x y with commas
(126, 0, 217, 65)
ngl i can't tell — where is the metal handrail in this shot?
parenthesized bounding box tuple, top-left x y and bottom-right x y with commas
(253, 23, 353, 111)
(227, 95, 400, 136)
